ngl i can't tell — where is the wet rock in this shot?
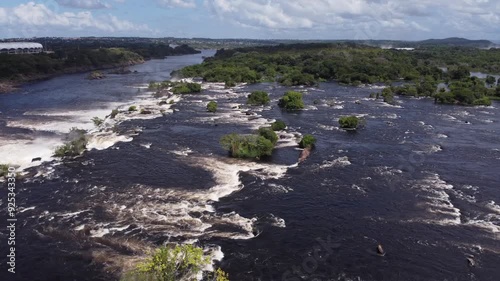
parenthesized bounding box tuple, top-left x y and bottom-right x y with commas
(466, 256, 475, 267)
(377, 244, 385, 256)
(140, 110, 152, 115)
(298, 147, 312, 163)
(31, 157, 42, 162)
(355, 100, 361, 104)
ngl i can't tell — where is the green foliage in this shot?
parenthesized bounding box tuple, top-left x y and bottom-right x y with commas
(247, 91, 270, 105)
(0, 164, 9, 178)
(485, 75, 496, 85)
(224, 80, 236, 88)
(220, 133, 275, 159)
(172, 82, 202, 94)
(207, 101, 218, 113)
(339, 116, 359, 129)
(124, 244, 209, 281)
(271, 120, 286, 131)
(299, 135, 317, 148)
(129, 106, 137, 112)
(110, 109, 119, 119)
(54, 128, 88, 158)
(213, 268, 230, 281)
(0, 48, 144, 82)
(258, 127, 278, 145)
(435, 76, 492, 105)
(380, 88, 396, 105)
(278, 91, 304, 110)
(449, 65, 470, 80)
(92, 117, 104, 127)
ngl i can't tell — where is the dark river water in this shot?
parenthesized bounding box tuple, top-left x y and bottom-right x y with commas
(1, 52, 499, 281)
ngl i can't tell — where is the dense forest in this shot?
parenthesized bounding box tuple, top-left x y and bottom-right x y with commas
(175, 43, 500, 105)
(0, 43, 200, 89)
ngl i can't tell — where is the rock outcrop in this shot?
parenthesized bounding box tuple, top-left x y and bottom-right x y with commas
(298, 147, 312, 163)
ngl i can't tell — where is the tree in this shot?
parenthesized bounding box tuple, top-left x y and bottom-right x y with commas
(485, 75, 496, 86)
(449, 65, 470, 80)
(247, 91, 270, 105)
(220, 134, 274, 159)
(271, 120, 286, 131)
(207, 101, 217, 113)
(278, 91, 304, 110)
(258, 127, 278, 145)
(339, 116, 359, 129)
(125, 244, 210, 281)
(299, 135, 316, 148)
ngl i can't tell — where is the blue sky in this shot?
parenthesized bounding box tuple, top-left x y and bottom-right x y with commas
(0, 0, 499, 40)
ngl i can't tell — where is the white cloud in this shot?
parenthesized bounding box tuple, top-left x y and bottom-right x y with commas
(56, 0, 111, 9)
(204, 0, 500, 39)
(2, 2, 152, 37)
(158, 0, 196, 8)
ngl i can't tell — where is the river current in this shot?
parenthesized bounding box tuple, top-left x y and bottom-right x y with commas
(0, 51, 499, 281)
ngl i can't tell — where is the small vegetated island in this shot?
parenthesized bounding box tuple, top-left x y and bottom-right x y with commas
(174, 43, 500, 105)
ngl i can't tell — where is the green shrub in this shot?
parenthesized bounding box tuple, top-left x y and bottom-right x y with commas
(169, 100, 175, 104)
(0, 164, 9, 178)
(128, 106, 137, 112)
(207, 101, 218, 113)
(278, 91, 304, 110)
(339, 116, 359, 129)
(54, 128, 88, 157)
(299, 134, 316, 148)
(123, 244, 210, 281)
(258, 127, 278, 145)
(213, 268, 230, 281)
(472, 97, 492, 106)
(224, 80, 236, 88)
(92, 117, 104, 127)
(271, 120, 286, 131)
(172, 82, 202, 94)
(110, 109, 119, 119)
(220, 133, 274, 159)
(247, 91, 270, 106)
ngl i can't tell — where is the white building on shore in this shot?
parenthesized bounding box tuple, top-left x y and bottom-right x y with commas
(0, 42, 44, 54)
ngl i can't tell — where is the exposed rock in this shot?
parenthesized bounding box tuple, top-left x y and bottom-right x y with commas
(377, 244, 385, 256)
(140, 110, 152, 115)
(466, 257, 475, 267)
(298, 147, 312, 163)
(87, 71, 106, 80)
(31, 157, 42, 162)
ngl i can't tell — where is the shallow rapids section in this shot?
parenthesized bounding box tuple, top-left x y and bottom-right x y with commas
(1, 59, 500, 281)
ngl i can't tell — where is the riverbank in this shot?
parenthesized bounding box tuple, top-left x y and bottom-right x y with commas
(0, 60, 145, 94)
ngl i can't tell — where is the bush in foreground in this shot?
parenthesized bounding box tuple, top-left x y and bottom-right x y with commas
(122, 244, 209, 281)
(54, 128, 88, 157)
(207, 101, 218, 113)
(128, 106, 137, 112)
(247, 91, 270, 106)
(172, 82, 202, 94)
(220, 133, 274, 159)
(278, 91, 304, 110)
(339, 116, 359, 129)
(271, 120, 286, 131)
(299, 135, 316, 148)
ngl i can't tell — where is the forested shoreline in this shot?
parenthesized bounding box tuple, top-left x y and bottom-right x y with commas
(175, 43, 500, 105)
(0, 43, 200, 93)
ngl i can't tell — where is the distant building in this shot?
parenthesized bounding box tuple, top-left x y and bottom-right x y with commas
(0, 42, 43, 54)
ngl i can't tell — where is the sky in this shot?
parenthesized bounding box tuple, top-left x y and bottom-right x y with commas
(0, 0, 499, 40)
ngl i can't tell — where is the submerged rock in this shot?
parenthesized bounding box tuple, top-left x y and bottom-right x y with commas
(298, 147, 312, 163)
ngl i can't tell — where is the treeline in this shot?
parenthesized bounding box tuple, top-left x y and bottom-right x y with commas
(174, 43, 450, 86)
(175, 43, 500, 105)
(0, 48, 143, 81)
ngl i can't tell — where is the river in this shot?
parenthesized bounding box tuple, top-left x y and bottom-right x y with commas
(0, 52, 499, 281)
